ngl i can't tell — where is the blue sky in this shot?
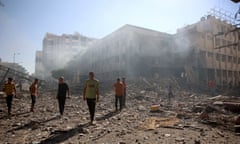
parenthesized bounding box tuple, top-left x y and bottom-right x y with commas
(0, 0, 238, 74)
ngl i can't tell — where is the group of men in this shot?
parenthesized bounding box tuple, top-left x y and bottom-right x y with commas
(2, 72, 127, 125)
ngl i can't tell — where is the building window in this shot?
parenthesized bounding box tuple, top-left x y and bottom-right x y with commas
(222, 55, 226, 62)
(215, 38, 220, 47)
(234, 71, 237, 78)
(207, 35, 212, 40)
(222, 40, 226, 46)
(228, 56, 232, 63)
(233, 46, 236, 52)
(208, 52, 213, 57)
(217, 70, 221, 77)
(216, 54, 220, 61)
(228, 71, 232, 77)
(48, 40, 54, 46)
(200, 50, 206, 57)
(234, 57, 237, 64)
(223, 70, 227, 78)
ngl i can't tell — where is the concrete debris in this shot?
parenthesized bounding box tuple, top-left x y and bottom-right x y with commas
(150, 104, 160, 112)
(0, 78, 240, 143)
(139, 116, 180, 130)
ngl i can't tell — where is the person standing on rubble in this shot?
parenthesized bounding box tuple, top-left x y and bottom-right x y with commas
(168, 84, 174, 103)
(122, 77, 127, 107)
(113, 78, 124, 111)
(208, 79, 215, 96)
(2, 77, 17, 116)
(57, 76, 70, 116)
(29, 78, 38, 112)
(83, 72, 99, 125)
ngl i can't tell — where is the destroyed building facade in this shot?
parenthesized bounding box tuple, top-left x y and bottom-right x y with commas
(35, 32, 96, 79)
(73, 14, 239, 87)
(75, 25, 180, 81)
(36, 11, 239, 87)
(176, 11, 239, 87)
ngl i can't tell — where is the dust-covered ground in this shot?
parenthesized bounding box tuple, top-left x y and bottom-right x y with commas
(0, 82, 240, 144)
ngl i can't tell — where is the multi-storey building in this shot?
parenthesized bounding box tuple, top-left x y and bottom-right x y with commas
(35, 32, 96, 79)
(35, 51, 44, 78)
(176, 11, 239, 87)
(76, 24, 178, 81)
(74, 12, 239, 87)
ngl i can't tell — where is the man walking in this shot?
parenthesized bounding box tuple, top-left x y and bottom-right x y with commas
(29, 78, 38, 112)
(113, 78, 124, 111)
(2, 77, 16, 115)
(57, 76, 70, 116)
(83, 72, 99, 125)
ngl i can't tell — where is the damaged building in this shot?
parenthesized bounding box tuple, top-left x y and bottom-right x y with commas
(35, 32, 96, 79)
(72, 11, 239, 88)
(36, 10, 239, 89)
(75, 24, 183, 80)
(176, 10, 239, 87)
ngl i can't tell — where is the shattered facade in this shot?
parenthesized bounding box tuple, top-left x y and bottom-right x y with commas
(37, 12, 239, 88)
(35, 32, 96, 79)
(177, 14, 239, 86)
(74, 15, 239, 87)
(76, 25, 178, 81)
(35, 51, 43, 78)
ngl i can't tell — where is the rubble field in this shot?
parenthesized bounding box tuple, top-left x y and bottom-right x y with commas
(0, 81, 240, 144)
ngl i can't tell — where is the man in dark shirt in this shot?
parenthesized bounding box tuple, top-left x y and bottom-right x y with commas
(57, 76, 70, 116)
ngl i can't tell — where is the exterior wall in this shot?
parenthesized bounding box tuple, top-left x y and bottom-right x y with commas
(36, 32, 96, 79)
(76, 25, 176, 81)
(37, 16, 239, 88)
(178, 15, 239, 86)
(35, 51, 44, 79)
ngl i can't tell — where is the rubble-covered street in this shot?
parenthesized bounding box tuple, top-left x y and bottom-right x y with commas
(1, 1, 240, 144)
(0, 79, 240, 144)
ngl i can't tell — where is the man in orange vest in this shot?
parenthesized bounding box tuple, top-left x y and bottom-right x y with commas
(113, 78, 124, 111)
(2, 77, 17, 115)
(29, 78, 38, 112)
(208, 79, 215, 96)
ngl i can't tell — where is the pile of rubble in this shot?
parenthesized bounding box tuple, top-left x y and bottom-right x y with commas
(0, 79, 240, 144)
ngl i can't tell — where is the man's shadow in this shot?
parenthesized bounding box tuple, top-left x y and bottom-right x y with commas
(39, 123, 90, 144)
(40, 110, 120, 144)
(0, 111, 30, 119)
(7, 116, 59, 132)
(96, 110, 120, 121)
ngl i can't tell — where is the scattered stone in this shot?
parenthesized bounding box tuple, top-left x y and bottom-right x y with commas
(175, 137, 185, 142)
(0, 79, 239, 143)
(164, 134, 171, 137)
(138, 105, 146, 111)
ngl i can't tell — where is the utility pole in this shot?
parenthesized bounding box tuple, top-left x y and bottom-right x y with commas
(13, 52, 20, 79)
(13, 52, 20, 69)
